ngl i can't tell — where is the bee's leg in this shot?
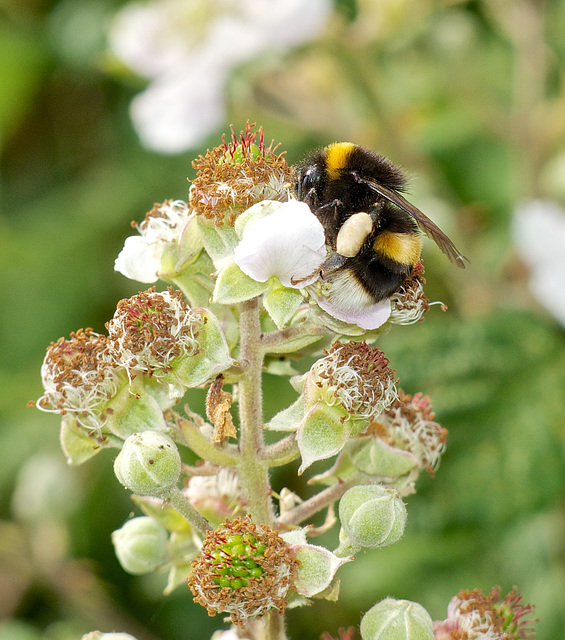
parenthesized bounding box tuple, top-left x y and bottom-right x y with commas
(319, 252, 348, 278)
(312, 199, 344, 245)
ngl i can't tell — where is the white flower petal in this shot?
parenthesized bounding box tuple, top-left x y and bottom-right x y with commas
(314, 295, 392, 330)
(234, 200, 326, 288)
(114, 236, 162, 283)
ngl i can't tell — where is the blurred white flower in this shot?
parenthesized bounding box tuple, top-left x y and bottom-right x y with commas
(512, 199, 565, 328)
(109, 0, 332, 153)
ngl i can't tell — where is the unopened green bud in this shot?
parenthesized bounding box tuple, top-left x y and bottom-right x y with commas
(360, 598, 434, 640)
(339, 485, 407, 550)
(112, 516, 168, 575)
(114, 430, 181, 496)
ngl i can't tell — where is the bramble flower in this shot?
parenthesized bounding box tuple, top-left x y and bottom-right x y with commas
(233, 199, 326, 288)
(114, 199, 193, 283)
(268, 341, 398, 472)
(307, 341, 398, 421)
(106, 287, 232, 394)
(512, 198, 565, 328)
(188, 516, 299, 626)
(108, 0, 331, 153)
(190, 123, 292, 227)
(36, 328, 124, 432)
(309, 282, 392, 331)
(433, 587, 536, 640)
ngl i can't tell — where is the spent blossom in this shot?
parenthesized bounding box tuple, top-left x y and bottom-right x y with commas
(188, 516, 299, 626)
(190, 123, 293, 226)
(308, 340, 398, 421)
(107, 287, 203, 379)
(375, 390, 447, 475)
(36, 328, 123, 432)
(433, 587, 536, 640)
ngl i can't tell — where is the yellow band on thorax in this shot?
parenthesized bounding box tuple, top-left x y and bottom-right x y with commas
(325, 142, 356, 180)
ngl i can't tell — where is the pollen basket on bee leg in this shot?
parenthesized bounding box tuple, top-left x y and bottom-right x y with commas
(336, 212, 373, 257)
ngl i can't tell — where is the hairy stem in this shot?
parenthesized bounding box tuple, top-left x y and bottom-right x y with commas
(277, 480, 355, 527)
(237, 297, 274, 526)
(163, 486, 212, 536)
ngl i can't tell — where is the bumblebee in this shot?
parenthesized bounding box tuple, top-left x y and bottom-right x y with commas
(294, 142, 466, 309)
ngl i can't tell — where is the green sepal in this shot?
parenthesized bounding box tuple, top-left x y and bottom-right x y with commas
(196, 217, 239, 268)
(297, 403, 352, 474)
(60, 415, 122, 465)
(265, 395, 305, 432)
(105, 376, 169, 439)
(132, 495, 192, 534)
(162, 307, 233, 390)
(213, 259, 270, 304)
(170, 250, 215, 308)
(350, 435, 419, 479)
(264, 357, 300, 376)
(175, 414, 238, 466)
(263, 281, 305, 329)
(165, 560, 195, 595)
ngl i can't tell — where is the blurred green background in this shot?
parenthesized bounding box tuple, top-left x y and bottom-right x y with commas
(1, 0, 564, 639)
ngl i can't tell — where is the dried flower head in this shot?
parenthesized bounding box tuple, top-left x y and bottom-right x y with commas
(372, 390, 447, 475)
(190, 122, 292, 226)
(309, 341, 398, 421)
(106, 287, 203, 380)
(389, 261, 431, 325)
(434, 586, 537, 640)
(188, 516, 299, 626)
(36, 328, 122, 432)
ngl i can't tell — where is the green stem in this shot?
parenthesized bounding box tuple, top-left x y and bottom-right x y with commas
(237, 297, 274, 526)
(277, 480, 355, 527)
(162, 486, 212, 536)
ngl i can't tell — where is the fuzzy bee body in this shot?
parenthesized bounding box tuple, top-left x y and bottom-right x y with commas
(295, 142, 466, 307)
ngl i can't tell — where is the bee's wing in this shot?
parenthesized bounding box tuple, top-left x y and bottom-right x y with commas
(361, 177, 468, 268)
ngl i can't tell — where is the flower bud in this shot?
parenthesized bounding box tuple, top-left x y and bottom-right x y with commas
(360, 598, 434, 640)
(339, 485, 407, 550)
(112, 516, 168, 575)
(114, 430, 181, 496)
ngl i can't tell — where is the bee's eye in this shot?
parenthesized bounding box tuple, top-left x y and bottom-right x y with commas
(299, 165, 324, 200)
